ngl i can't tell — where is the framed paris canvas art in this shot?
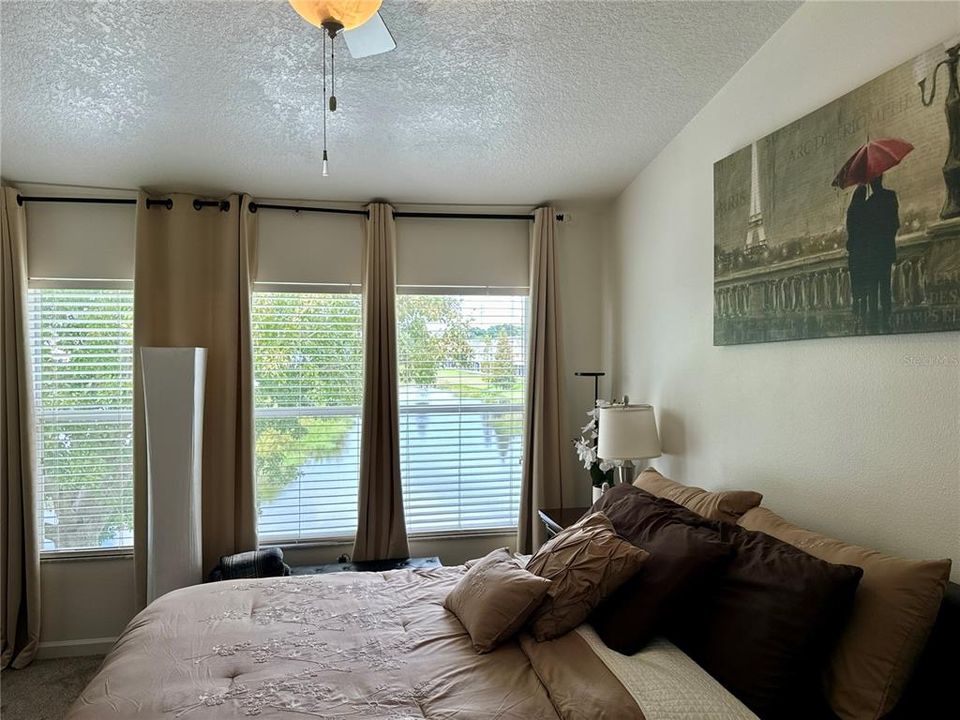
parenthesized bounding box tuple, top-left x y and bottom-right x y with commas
(713, 39, 960, 345)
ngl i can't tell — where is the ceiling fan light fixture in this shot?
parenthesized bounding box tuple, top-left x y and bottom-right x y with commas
(288, 0, 382, 31)
(288, 0, 393, 182)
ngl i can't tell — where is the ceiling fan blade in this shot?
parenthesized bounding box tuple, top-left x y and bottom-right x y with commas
(343, 12, 396, 58)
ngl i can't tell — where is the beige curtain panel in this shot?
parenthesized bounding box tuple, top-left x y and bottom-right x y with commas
(518, 206, 566, 554)
(353, 203, 409, 562)
(133, 192, 258, 606)
(0, 186, 41, 668)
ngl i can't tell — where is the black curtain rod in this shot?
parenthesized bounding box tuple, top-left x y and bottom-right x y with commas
(16, 195, 564, 221)
(394, 211, 536, 221)
(16, 195, 173, 209)
(250, 202, 564, 222)
(248, 202, 368, 216)
(394, 210, 566, 221)
(16, 195, 135, 206)
(192, 198, 231, 212)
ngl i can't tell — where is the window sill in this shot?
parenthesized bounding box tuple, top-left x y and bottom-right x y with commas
(39, 528, 519, 559)
(261, 536, 355, 550)
(409, 528, 518, 542)
(263, 527, 518, 551)
(40, 548, 134, 563)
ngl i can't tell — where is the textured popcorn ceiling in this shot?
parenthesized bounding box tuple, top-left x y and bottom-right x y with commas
(0, 0, 797, 203)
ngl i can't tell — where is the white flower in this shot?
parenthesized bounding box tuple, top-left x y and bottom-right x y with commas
(575, 403, 613, 472)
(574, 439, 598, 469)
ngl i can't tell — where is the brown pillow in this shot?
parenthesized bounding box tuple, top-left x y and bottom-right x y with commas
(633, 467, 761, 523)
(444, 548, 552, 653)
(588, 485, 734, 654)
(668, 521, 863, 719)
(526, 512, 649, 641)
(738, 507, 952, 720)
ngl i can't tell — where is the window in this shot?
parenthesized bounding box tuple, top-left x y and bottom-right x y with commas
(29, 288, 134, 552)
(396, 293, 527, 533)
(252, 291, 363, 541)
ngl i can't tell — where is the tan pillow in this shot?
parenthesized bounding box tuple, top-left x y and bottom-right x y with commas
(444, 548, 552, 653)
(463, 550, 527, 570)
(526, 512, 649, 641)
(634, 467, 762, 523)
(738, 507, 951, 720)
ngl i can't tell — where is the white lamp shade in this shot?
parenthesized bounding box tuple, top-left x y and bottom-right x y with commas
(597, 404, 661, 461)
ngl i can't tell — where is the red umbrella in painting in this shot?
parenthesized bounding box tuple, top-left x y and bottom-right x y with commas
(831, 138, 914, 188)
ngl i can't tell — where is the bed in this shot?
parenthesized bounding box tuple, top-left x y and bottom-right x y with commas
(64, 565, 759, 720)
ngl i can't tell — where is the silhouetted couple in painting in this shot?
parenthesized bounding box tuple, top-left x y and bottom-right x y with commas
(846, 175, 900, 333)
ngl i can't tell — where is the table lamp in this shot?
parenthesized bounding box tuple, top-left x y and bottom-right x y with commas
(597, 403, 661, 485)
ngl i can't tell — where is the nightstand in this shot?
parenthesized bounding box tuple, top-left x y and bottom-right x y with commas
(290, 556, 442, 575)
(537, 506, 591, 539)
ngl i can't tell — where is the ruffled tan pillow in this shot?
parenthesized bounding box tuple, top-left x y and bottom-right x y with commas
(444, 548, 552, 653)
(526, 512, 649, 641)
(634, 467, 761, 523)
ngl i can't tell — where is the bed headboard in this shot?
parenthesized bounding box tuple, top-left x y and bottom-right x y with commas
(890, 580, 959, 718)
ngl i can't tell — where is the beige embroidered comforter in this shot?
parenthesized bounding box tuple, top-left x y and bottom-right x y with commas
(65, 567, 756, 720)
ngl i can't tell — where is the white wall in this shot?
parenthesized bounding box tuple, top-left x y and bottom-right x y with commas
(555, 202, 612, 508)
(603, 1, 960, 579)
(38, 557, 137, 658)
(30, 194, 604, 653)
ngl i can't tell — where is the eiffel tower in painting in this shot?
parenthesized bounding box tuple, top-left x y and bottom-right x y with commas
(745, 141, 767, 248)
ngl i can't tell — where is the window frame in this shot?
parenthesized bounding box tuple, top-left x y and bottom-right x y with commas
(251, 284, 365, 545)
(395, 285, 530, 537)
(32, 281, 532, 553)
(29, 280, 136, 559)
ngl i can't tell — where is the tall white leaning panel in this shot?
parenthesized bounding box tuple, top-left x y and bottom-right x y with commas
(141, 347, 207, 603)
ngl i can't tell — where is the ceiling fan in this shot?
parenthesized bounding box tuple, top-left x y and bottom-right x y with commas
(288, 1, 396, 176)
(289, 0, 396, 59)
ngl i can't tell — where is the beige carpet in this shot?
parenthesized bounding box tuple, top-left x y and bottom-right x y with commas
(1, 655, 103, 720)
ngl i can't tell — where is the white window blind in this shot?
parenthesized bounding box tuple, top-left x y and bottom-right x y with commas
(29, 288, 134, 552)
(252, 291, 363, 541)
(26, 200, 135, 285)
(396, 293, 528, 533)
(395, 216, 529, 290)
(257, 210, 363, 288)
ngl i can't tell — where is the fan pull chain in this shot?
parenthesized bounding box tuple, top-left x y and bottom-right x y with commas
(321, 31, 329, 176)
(330, 37, 337, 112)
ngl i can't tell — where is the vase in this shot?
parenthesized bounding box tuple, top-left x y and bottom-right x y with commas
(592, 486, 603, 503)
